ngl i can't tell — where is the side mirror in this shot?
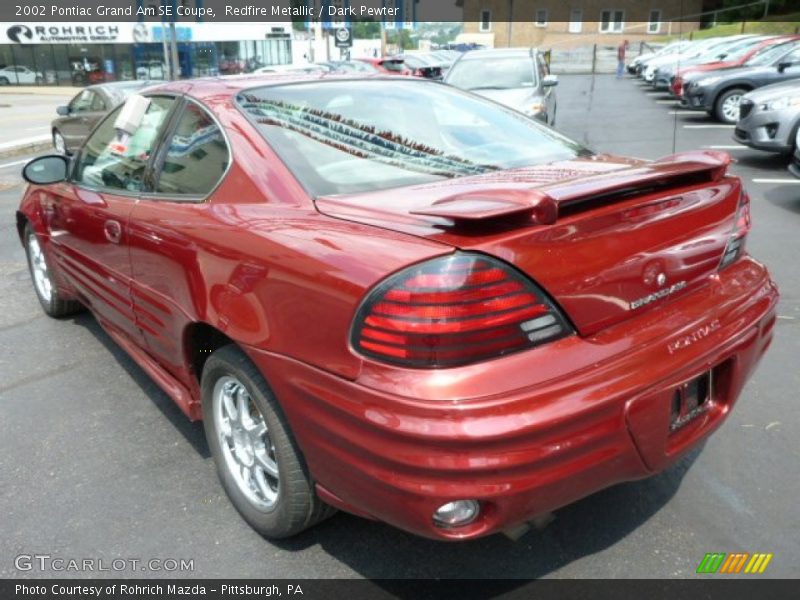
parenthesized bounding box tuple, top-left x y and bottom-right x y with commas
(542, 74, 558, 87)
(777, 61, 792, 73)
(22, 155, 69, 185)
(56, 105, 69, 116)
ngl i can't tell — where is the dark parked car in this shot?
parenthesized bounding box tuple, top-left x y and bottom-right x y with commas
(51, 80, 155, 154)
(445, 48, 558, 125)
(18, 74, 777, 541)
(683, 40, 800, 123)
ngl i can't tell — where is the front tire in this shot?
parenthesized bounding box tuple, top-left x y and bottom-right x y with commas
(201, 345, 334, 538)
(23, 224, 82, 317)
(53, 129, 67, 155)
(715, 88, 747, 124)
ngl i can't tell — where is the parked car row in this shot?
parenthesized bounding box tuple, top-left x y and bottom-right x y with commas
(632, 35, 800, 124)
(631, 35, 800, 180)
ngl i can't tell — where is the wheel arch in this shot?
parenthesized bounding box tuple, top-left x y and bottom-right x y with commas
(183, 321, 236, 385)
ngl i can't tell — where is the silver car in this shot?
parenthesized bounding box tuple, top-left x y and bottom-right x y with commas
(734, 80, 800, 154)
(789, 126, 800, 177)
(444, 48, 558, 125)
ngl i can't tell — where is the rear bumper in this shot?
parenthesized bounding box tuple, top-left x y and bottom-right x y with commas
(245, 258, 778, 540)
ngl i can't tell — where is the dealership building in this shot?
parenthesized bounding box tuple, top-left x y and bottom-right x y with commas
(0, 20, 293, 85)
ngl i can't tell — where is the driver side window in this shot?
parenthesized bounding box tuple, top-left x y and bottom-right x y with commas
(74, 96, 175, 193)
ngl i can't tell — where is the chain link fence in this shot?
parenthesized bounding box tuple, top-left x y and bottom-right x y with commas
(545, 42, 664, 75)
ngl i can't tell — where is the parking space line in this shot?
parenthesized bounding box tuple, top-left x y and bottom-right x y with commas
(752, 178, 800, 184)
(704, 145, 746, 149)
(683, 124, 735, 129)
(0, 158, 28, 170)
(656, 100, 679, 105)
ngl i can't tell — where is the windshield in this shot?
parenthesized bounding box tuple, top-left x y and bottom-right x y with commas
(446, 55, 536, 91)
(746, 41, 797, 66)
(237, 80, 589, 196)
(719, 38, 768, 62)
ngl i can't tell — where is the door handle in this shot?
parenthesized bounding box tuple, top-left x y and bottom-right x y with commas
(104, 220, 122, 244)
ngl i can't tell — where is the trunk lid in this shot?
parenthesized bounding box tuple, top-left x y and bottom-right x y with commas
(316, 152, 741, 335)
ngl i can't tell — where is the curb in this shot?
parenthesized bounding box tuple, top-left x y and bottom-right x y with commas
(0, 86, 81, 96)
(0, 140, 52, 161)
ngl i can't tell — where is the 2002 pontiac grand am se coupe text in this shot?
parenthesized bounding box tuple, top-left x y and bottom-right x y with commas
(16, 74, 778, 541)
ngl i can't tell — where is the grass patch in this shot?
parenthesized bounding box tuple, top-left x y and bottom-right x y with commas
(655, 14, 800, 41)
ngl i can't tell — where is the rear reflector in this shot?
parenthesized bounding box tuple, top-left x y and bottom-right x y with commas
(351, 253, 572, 368)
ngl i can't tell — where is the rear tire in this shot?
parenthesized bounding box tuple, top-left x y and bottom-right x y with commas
(201, 345, 335, 539)
(0, 77, 9, 86)
(715, 88, 747, 124)
(23, 223, 82, 318)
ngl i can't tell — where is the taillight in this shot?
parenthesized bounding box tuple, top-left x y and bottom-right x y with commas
(719, 190, 751, 270)
(351, 253, 572, 368)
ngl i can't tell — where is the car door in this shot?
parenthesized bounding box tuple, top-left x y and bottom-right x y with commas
(773, 46, 800, 84)
(43, 95, 178, 344)
(127, 99, 231, 380)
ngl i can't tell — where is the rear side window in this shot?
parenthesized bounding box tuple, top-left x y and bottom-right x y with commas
(74, 96, 175, 193)
(155, 102, 228, 196)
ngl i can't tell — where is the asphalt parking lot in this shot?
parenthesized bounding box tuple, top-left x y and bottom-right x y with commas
(0, 74, 798, 580)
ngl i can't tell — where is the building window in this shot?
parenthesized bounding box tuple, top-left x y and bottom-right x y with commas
(535, 9, 548, 27)
(648, 10, 662, 34)
(479, 9, 492, 32)
(600, 10, 625, 33)
(569, 9, 583, 33)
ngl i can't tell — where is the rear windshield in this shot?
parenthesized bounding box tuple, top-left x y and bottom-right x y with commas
(381, 60, 406, 72)
(236, 80, 588, 197)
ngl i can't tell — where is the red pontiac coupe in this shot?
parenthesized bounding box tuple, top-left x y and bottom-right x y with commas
(17, 74, 778, 541)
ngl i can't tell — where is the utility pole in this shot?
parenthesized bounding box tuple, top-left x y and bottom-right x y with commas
(763, 0, 770, 19)
(161, 0, 171, 80)
(507, 0, 513, 47)
(169, 0, 180, 79)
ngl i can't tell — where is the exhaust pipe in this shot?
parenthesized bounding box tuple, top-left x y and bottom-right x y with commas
(502, 512, 556, 541)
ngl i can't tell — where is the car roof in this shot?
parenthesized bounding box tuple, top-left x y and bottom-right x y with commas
(142, 72, 403, 102)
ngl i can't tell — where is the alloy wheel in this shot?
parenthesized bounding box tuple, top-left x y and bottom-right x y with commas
(721, 94, 743, 123)
(27, 233, 52, 303)
(212, 375, 279, 510)
(53, 131, 66, 155)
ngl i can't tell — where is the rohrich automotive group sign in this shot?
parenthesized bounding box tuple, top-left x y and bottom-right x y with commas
(0, 21, 291, 45)
(4, 23, 122, 44)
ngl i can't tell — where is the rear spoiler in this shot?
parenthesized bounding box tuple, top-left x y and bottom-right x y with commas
(410, 150, 732, 225)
